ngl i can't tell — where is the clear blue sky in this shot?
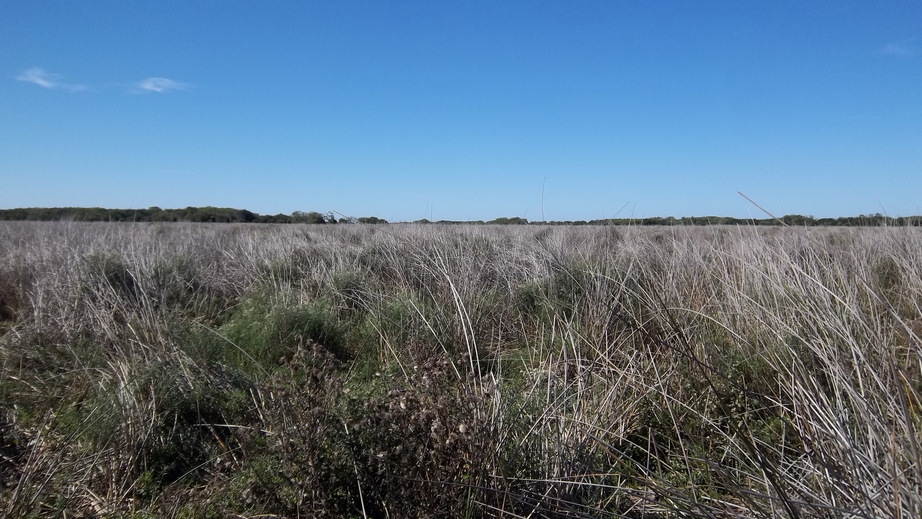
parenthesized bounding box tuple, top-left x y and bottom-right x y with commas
(2, 1, 920, 221)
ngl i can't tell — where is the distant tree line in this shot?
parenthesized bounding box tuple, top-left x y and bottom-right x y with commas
(1, 207, 919, 226)
(561, 214, 922, 227)
(421, 213, 921, 227)
(413, 214, 922, 226)
(0, 207, 388, 224)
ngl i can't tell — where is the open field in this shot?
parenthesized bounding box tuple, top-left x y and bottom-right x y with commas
(1, 222, 920, 518)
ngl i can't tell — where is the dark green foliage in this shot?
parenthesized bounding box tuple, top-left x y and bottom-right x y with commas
(229, 343, 358, 517)
(291, 210, 332, 224)
(488, 216, 529, 225)
(85, 252, 139, 302)
(0, 408, 20, 491)
(0, 264, 29, 331)
(512, 281, 548, 323)
(137, 366, 247, 488)
(1, 333, 106, 418)
(0, 206, 327, 224)
(269, 304, 347, 361)
(59, 363, 241, 492)
(357, 216, 388, 224)
(185, 296, 349, 376)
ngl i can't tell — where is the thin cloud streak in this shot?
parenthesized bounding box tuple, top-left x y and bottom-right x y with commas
(16, 67, 86, 91)
(17, 67, 55, 88)
(135, 77, 189, 93)
(881, 41, 917, 57)
(15, 68, 190, 94)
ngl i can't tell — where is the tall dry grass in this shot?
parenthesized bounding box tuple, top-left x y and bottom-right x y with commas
(0, 221, 919, 518)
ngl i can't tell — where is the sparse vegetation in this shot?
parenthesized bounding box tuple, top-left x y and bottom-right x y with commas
(1, 221, 920, 518)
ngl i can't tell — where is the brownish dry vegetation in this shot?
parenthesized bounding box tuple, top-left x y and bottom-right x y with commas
(1, 221, 920, 518)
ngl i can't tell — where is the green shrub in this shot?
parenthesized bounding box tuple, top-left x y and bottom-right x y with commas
(183, 296, 348, 375)
(269, 303, 347, 361)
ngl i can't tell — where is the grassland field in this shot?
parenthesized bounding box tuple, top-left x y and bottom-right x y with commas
(1, 221, 920, 518)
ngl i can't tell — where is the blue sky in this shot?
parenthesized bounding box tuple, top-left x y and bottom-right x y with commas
(2, 1, 920, 221)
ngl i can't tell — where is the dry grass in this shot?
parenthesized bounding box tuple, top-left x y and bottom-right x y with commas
(0, 221, 919, 518)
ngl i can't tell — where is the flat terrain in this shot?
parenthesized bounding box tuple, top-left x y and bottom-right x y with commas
(1, 222, 920, 518)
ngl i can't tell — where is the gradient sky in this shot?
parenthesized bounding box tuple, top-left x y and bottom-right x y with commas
(2, 1, 920, 221)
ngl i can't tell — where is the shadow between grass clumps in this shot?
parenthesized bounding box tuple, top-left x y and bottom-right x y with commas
(0, 264, 30, 334)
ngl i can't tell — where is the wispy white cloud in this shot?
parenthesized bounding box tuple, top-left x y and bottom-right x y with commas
(16, 67, 86, 91)
(881, 40, 917, 57)
(16, 67, 190, 94)
(17, 67, 56, 87)
(135, 77, 189, 93)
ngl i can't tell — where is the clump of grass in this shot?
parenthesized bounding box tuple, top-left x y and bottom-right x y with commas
(84, 252, 140, 302)
(184, 294, 348, 375)
(331, 269, 373, 318)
